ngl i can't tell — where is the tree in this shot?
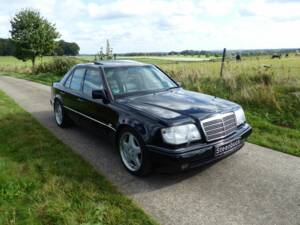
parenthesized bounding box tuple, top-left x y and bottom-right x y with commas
(0, 38, 16, 56)
(54, 40, 80, 56)
(54, 40, 65, 56)
(65, 42, 80, 55)
(10, 9, 60, 68)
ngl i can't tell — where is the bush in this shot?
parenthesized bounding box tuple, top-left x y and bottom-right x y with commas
(34, 57, 78, 75)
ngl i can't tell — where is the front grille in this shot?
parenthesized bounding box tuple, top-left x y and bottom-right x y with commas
(201, 112, 237, 142)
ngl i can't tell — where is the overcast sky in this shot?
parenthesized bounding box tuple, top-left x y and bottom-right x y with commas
(0, 0, 299, 54)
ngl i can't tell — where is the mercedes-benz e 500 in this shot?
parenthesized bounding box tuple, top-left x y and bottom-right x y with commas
(50, 60, 252, 176)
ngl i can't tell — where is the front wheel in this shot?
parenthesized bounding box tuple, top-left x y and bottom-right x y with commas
(118, 128, 151, 176)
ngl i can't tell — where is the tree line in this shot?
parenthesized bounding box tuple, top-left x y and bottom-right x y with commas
(0, 38, 79, 57)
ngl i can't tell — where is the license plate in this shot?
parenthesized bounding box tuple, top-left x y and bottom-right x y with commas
(215, 139, 242, 157)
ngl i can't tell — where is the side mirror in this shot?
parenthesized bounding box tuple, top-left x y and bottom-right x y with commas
(92, 90, 107, 100)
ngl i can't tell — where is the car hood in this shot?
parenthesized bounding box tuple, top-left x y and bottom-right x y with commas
(120, 88, 240, 122)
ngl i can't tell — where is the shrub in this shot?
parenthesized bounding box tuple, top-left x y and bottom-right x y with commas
(34, 57, 78, 75)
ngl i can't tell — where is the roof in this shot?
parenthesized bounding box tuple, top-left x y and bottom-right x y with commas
(74, 60, 150, 70)
(93, 60, 149, 67)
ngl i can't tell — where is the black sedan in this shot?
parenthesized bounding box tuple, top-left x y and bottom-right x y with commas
(50, 60, 252, 176)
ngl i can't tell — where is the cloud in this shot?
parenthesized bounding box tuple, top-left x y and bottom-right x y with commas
(239, 0, 300, 20)
(266, 0, 300, 3)
(0, 0, 299, 53)
(239, 9, 256, 17)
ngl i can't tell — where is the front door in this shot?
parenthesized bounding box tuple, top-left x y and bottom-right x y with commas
(80, 68, 117, 131)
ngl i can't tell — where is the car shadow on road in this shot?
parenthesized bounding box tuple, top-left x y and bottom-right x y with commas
(56, 121, 221, 193)
(30, 110, 232, 195)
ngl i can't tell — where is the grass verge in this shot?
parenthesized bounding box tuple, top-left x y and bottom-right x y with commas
(246, 112, 300, 157)
(0, 91, 158, 225)
(0, 71, 61, 86)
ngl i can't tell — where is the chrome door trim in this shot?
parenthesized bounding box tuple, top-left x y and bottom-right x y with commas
(63, 105, 116, 132)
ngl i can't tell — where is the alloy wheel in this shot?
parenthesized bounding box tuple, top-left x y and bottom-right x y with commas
(54, 102, 63, 125)
(119, 132, 142, 172)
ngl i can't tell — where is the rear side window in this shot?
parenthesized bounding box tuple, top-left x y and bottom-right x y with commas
(70, 68, 86, 91)
(83, 69, 103, 97)
(64, 74, 72, 88)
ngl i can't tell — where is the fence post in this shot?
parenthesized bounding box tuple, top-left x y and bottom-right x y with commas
(220, 48, 226, 77)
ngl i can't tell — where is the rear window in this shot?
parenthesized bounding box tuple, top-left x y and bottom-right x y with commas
(64, 73, 72, 88)
(70, 68, 86, 91)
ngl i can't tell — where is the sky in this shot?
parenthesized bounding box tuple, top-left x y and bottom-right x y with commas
(0, 0, 300, 54)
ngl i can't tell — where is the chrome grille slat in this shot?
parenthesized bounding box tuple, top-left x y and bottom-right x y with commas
(205, 124, 224, 131)
(203, 120, 223, 126)
(201, 112, 237, 142)
(203, 122, 224, 128)
(224, 118, 235, 124)
(224, 123, 236, 128)
(206, 130, 226, 136)
(206, 127, 224, 134)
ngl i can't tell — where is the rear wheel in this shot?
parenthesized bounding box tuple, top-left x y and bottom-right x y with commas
(118, 128, 151, 176)
(54, 100, 70, 127)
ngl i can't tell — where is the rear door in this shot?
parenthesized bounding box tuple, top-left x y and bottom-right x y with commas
(63, 67, 86, 114)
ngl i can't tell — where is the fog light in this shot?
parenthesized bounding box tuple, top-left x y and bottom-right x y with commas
(181, 163, 189, 170)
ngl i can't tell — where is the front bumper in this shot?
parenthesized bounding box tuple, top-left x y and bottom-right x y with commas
(146, 123, 252, 172)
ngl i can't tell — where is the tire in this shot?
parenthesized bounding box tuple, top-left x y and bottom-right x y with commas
(118, 127, 151, 176)
(53, 100, 71, 127)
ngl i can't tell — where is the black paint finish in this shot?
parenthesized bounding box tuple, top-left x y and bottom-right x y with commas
(51, 61, 252, 171)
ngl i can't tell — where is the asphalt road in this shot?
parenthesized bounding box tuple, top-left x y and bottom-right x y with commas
(0, 76, 299, 225)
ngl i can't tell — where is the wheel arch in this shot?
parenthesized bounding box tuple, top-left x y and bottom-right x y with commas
(115, 120, 148, 146)
(53, 94, 64, 105)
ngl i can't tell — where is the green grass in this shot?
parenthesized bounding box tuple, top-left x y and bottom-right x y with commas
(246, 112, 300, 157)
(0, 56, 53, 74)
(0, 91, 158, 225)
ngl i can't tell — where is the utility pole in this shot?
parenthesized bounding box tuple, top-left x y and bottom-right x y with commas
(220, 48, 226, 77)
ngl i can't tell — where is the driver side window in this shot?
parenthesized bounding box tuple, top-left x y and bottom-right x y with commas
(83, 69, 103, 98)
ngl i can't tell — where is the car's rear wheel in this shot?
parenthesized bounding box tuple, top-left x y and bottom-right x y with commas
(118, 128, 151, 176)
(54, 100, 70, 127)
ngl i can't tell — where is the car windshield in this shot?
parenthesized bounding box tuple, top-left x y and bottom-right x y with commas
(104, 65, 177, 96)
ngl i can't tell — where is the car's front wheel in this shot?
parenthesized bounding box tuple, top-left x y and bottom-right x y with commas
(118, 128, 151, 176)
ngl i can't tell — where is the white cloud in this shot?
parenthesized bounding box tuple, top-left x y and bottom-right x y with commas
(240, 0, 300, 21)
(0, 0, 299, 53)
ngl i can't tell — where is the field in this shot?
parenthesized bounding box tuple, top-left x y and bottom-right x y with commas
(0, 90, 157, 225)
(0, 56, 50, 73)
(0, 55, 300, 156)
(78, 55, 216, 62)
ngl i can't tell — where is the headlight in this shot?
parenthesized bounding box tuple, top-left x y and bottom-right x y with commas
(161, 124, 201, 145)
(234, 108, 246, 126)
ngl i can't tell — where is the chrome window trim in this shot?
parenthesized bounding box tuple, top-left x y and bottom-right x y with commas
(63, 106, 116, 132)
(200, 112, 237, 142)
